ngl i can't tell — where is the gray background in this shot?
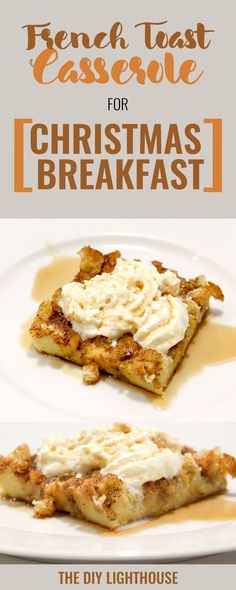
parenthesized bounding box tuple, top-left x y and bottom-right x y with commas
(0, 0, 235, 217)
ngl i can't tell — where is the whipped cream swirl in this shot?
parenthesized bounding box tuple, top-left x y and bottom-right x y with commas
(37, 424, 184, 495)
(59, 257, 189, 355)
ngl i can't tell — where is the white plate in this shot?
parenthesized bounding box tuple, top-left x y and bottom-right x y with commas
(0, 422, 236, 562)
(0, 231, 235, 422)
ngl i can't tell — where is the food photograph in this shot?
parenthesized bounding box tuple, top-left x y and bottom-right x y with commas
(0, 219, 235, 422)
(0, 421, 235, 562)
(0, 218, 235, 563)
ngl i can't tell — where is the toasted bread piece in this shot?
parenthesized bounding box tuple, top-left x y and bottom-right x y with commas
(0, 426, 235, 530)
(30, 246, 223, 396)
(0, 444, 45, 503)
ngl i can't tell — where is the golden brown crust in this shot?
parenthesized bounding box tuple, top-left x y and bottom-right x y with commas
(223, 453, 236, 478)
(74, 246, 104, 282)
(73, 246, 121, 282)
(0, 445, 34, 475)
(33, 496, 56, 517)
(30, 301, 81, 349)
(83, 362, 100, 385)
(0, 446, 46, 503)
(194, 450, 226, 480)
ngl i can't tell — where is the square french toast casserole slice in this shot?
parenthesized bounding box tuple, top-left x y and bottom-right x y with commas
(0, 423, 235, 530)
(30, 246, 223, 395)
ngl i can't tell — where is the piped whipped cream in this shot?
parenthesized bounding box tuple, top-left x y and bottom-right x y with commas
(36, 424, 184, 495)
(59, 257, 189, 355)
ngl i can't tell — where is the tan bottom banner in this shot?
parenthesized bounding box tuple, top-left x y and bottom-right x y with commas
(0, 564, 235, 589)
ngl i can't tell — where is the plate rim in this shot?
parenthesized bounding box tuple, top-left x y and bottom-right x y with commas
(0, 521, 236, 562)
(0, 231, 236, 288)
